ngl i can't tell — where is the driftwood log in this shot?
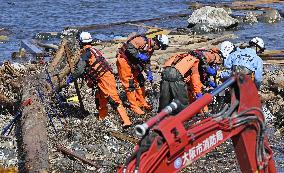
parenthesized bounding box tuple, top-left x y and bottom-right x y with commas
(19, 74, 49, 172)
(18, 37, 81, 172)
(0, 36, 81, 172)
(18, 38, 76, 172)
(48, 39, 68, 72)
(48, 38, 81, 91)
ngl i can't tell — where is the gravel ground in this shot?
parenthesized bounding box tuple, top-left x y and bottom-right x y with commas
(1, 65, 284, 173)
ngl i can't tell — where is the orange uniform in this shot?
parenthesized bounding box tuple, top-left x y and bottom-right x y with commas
(203, 48, 223, 64)
(158, 53, 203, 113)
(116, 35, 155, 115)
(188, 48, 222, 87)
(73, 45, 132, 127)
(164, 53, 203, 94)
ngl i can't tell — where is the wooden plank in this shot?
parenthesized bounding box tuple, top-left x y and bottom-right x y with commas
(260, 50, 284, 58)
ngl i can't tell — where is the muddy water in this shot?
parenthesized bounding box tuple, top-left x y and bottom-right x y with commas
(0, 0, 284, 61)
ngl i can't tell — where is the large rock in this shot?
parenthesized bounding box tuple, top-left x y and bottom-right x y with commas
(243, 12, 258, 24)
(188, 6, 238, 33)
(259, 9, 282, 23)
(0, 27, 12, 36)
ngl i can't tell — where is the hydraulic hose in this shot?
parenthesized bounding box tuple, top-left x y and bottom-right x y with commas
(232, 107, 267, 170)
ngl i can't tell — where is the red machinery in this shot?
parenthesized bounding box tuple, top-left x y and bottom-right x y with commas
(118, 74, 276, 173)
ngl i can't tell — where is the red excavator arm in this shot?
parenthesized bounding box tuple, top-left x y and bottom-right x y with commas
(118, 74, 276, 173)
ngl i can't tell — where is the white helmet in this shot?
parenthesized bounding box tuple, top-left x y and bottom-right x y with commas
(79, 32, 93, 43)
(249, 37, 265, 50)
(220, 41, 235, 58)
(156, 34, 169, 49)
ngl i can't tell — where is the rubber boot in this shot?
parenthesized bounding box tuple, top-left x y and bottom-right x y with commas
(136, 87, 152, 111)
(98, 107, 108, 120)
(126, 91, 145, 115)
(117, 105, 132, 128)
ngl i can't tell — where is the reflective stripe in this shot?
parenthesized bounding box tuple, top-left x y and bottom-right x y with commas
(171, 54, 186, 66)
(232, 65, 253, 74)
(164, 54, 197, 77)
(232, 65, 255, 80)
(126, 35, 148, 52)
(85, 47, 112, 80)
(188, 50, 208, 66)
(126, 34, 147, 44)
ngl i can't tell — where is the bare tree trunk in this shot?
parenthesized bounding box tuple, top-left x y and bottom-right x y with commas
(48, 39, 68, 72)
(48, 38, 81, 91)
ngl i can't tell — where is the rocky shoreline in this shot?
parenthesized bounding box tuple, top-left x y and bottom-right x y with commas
(0, 44, 283, 172)
(1, 3, 284, 173)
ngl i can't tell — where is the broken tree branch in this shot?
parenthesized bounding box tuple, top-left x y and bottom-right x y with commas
(48, 39, 68, 72)
(65, 43, 85, 110)
(56, 144, 99, 169)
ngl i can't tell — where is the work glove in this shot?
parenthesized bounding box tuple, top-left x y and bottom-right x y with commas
(66, 74, 73, 86)
(208, 80, 217, 88)
(146, 69, 153, 82)
(206, 66, 217, 76)
(196, 93, 203, 100)
(219, 70, 231, 79)
(137, 53, 149, 62)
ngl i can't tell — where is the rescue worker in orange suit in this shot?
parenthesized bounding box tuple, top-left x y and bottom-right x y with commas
(158, 53, 203, 114)
(188, 47, 223, 96)
(116, 34, 169, 115)
(66, 32, 132, 128)
(158, 48, 222, 113)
